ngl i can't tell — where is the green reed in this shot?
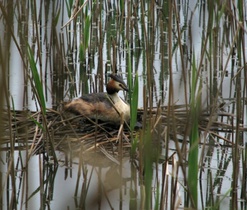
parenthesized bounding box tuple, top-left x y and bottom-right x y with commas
(27, 45, 46, 115)
(142, 126, 153, 209)
(65, 0, 74, 17)
(127, 42, 139, 131)
(188, 53, 201, 208)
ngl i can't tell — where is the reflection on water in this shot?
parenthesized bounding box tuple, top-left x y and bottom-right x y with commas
(52, 151, 135, 210)
(1, 0, 247, 209)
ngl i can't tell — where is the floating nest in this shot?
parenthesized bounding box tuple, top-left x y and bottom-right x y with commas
(1, 108, 136, 165)
(1, 105, 244, 165)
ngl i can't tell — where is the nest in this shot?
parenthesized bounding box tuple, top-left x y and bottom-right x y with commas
(1, 105, 244, 166)
(1, 109, 135, 166)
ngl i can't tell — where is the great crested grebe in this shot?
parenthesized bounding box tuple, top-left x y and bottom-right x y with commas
(64, 74, 130, 124)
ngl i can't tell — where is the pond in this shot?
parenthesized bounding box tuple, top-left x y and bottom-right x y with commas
(0, 0, 247, 209)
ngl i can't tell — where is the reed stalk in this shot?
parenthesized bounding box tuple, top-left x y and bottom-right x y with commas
(188, 53, 201, 208)
(127, 41, 139, 131)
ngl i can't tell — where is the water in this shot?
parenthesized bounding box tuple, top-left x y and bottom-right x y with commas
(1, 0, 247, 209)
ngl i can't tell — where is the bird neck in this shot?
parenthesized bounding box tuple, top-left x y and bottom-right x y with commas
(107, 92, 123, 104)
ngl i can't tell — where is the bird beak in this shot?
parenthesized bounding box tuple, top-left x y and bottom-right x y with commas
(121, 84, 129, 92)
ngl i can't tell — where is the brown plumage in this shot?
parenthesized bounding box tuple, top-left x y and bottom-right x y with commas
(64, 74, 130, 124)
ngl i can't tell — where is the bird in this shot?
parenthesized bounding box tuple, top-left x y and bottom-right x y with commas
(64, 74, 130, 124)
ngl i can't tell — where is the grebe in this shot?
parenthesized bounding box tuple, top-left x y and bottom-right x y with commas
(64, 74, 130, 124)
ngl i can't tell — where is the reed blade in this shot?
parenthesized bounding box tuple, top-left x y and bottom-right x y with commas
(27, 44, 46, 114)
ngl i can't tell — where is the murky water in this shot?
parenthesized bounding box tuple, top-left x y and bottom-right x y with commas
(1, 0, 247, 209)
